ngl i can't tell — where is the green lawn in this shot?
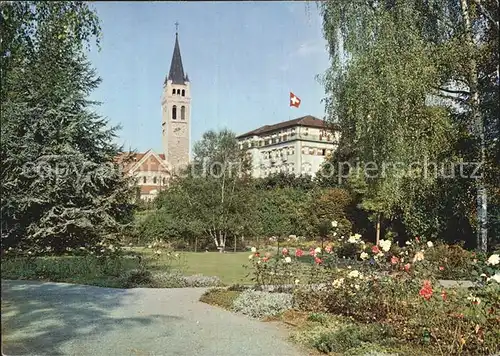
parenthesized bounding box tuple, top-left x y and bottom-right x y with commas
(127, 247, 252, 285)
(181, 252, 251, 285)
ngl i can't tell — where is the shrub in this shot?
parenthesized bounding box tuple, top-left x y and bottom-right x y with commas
(182, 274, 222, 287)
(119, 268, 154, 288)
(313, 325, 363, 353)
(232, 290, 293, 319)
(199, 288, 241, 310)
(2, 255, 131, 284)
(151, 271, 221, 288)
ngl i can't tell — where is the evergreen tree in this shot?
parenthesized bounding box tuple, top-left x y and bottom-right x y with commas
(1, 2, 135, 253)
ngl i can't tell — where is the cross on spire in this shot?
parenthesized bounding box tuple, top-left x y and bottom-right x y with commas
(175, 21, 179, 33)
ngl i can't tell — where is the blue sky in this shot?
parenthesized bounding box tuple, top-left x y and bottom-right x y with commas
(88, 1, 330, 153)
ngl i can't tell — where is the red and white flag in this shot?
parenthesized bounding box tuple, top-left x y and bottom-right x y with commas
(289, 92, 301, 108)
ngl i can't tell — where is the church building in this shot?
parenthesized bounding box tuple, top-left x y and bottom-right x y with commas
(118, 30, 191, 201)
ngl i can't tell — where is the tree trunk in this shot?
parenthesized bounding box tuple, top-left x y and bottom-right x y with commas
(376, 213, 381, 245)
(461, 0, 487, 252)
(194, 236, 198, 253)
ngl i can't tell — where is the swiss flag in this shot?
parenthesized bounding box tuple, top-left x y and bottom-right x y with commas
(290, 92, 301, 108)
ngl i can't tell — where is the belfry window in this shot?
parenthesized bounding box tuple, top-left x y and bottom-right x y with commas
(172, 88, 175, 95)
(172, 105, 177, 120)
(181, 106, 186, 120)
(182, 89, 185, 96)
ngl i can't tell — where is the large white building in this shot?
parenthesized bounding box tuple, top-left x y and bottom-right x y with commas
(236, 116, 340, 178)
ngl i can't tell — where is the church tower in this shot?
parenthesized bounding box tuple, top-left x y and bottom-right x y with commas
(161, 29, 191, 169)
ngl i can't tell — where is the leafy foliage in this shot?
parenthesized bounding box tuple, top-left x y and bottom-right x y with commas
(232, 290, 293, 319)
(319, 0, 499, 250)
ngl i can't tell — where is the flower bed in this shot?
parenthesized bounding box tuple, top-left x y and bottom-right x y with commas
(245, 230, 500, 355)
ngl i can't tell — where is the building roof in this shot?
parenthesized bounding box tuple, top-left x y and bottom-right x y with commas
(115, 150, 166, 173)
(236, 115, 334, 139)
(166, 33, 188, 85)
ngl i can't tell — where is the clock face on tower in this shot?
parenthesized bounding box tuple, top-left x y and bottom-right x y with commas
(173, 124, 187, 137)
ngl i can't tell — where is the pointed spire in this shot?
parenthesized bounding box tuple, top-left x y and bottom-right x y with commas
(166, 25, 187, 85)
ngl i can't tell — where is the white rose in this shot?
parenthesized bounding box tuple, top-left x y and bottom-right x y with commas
(284, 256, 292, 263)
(405, 241, 412, 245)
(332, 278, 344, 288)
(331, 221, 338, 228)
(294, 279, 300, 285)
(427, 241, 434, 248)
(248, 254, 254, 260)
(360, 252, 369, 260)
(489, 273, 500, 283)
(379, 239, 392, 252)
(487, 254, 499, 266)
(251, 247, 257, 253)
(315, 247, 322, 254)
(348, 270, 360, 278)
(348, 236, 357, 244)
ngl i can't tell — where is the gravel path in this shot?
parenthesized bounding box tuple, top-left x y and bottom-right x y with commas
(1, 280, 306, 356)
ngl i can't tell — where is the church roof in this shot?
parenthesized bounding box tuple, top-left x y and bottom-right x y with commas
(166, 33, 188, 85)
(236, 115, 337, 139)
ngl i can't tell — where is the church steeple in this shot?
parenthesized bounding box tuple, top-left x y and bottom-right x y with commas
(167, 30, 187, 85)
(161, 23, 191, 170)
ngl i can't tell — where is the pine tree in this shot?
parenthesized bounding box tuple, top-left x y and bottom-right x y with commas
(1, 2, 135, 253)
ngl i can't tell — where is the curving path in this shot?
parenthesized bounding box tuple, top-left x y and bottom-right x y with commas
(1, 280, 306, 356)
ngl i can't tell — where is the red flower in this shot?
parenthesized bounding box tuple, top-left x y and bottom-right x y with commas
(371, 245, 380, 254)
(282, 248, 288, 255)
(419, 280, 433, 301)
(441, 290, 447, 301)
(262, 257, 269, 262)
(314, 257, 322, 264)
(415, 236, 420, 242)
(391, 256, 399, 265)
(439, 266, 445, 271)
(309, 248, 316, 257)
(404, 263, 411, 272)
(254, 252, 260, 257)
(295, 248, 304, 257)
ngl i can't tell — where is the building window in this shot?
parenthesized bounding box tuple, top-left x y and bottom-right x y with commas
(182, 89, 185, 96)
(322, 149, 326, 156)
(181, 106, 186, 120)
(172, 105, 177, 120)
(143, 176, 146, 184)
(283, 134, 287, 141)
(172, 88, 176, 95)
(162, 177, 166, 185)
(177, 89, 180, 94)
(153, 177, 157, 184)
